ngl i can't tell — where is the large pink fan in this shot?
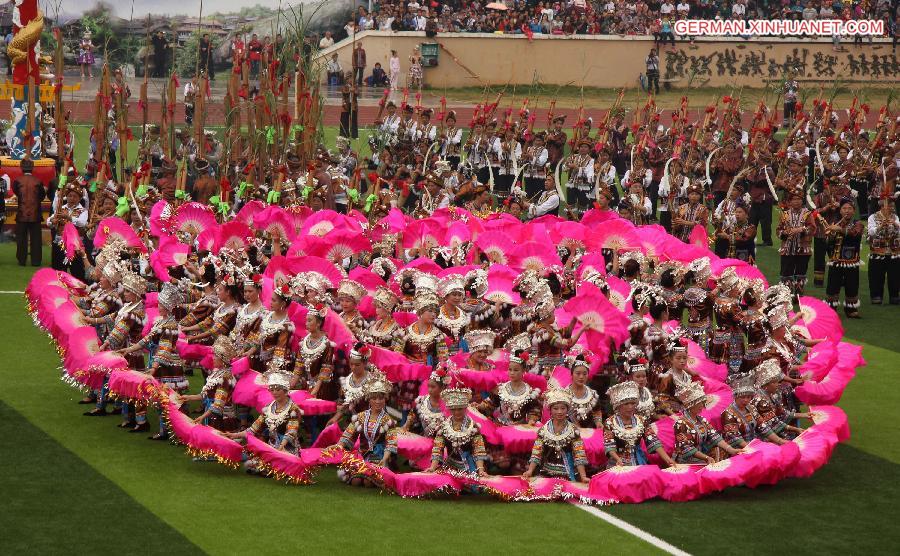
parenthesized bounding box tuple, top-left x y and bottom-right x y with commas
(216, 220, 253, 253)
(311, 422, 344, 448)
(375, 208, 410, 234)
(485, 264, 521, 305)
(304, 230, 371, 263)
(367, 345, 431, 382)
(235, 199, 266, 227)
(799, 340, 838, 381)
(244, 434, 323, 484)
(94, 217, 147, 253)
(149, 235, 190, 282)
(796, 296, 843, 343)
(496, 425, 539, 454)
(195, 225, 220, 252)
(444, 220, 471, 248)
(795, 365, 856, 405)
(232, 370, 270, 411)
(562, 282, 630, 348)
(473, 475, 530, 500)
(604, 275, 632, 313)
(581, 208, 618, 227)
(835, 341, 865, 369)
(401, 218, 442, 251)
(49, 303, 87, 339)
(349, 267, 386, 291)
(577, 253, 608, 280)
(465, 407, 500, 445)
(710, 258, 768, 284)
(253, 206, 296, 242)
(790, 429, 838, 479)
(658, 464, 703, 502)
(699, 379, 732, 428)
(695, 450, 766, 495)
(664, 242, 709, 265)
(551, 220, 590, 250)
(402, 257, 443, 276)
(173, 202, 217, 238)
(284, 205, 314, 236)
(107, 369, 161, 402)
(61, 223, 84, 262)
(509, 241, 562, 272)
(687, 224, 709, 249)
(474, 230, 514, 264)
(293, 256, 345, 289)
(165, 401, 244, 465)
(149, 200, 173, 237)
(301, 210, 359, 237)
(590, 218, 639, 251)
(578, 427, 608, 468)
(395, 430, 435, 467)
(589, 464, 664, 504)
(518, 476, 570, 501)
(634, 226, 671, 260)
(685, 340, 727, 382)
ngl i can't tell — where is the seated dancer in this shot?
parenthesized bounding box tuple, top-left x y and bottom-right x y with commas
(337, 279, 367, 339)
(292, 303, 336, 399)
(565, 356, 604, 429)
(623, 357, 658, 421)
(86, 272, 146, 420)
(392, 290, 449, 417)
(180, 337, 239, 434)
(404, 365, 450, 437)
(436, 274, 471, 355)
(226, 373, 302, 473)
(328, 343, 377, 426)
(255, 285, 295, 375)
(522, 389, 590, 483)
(428, 383, 489, 476)
(720, 371, 786, 448)
(184, 272, 241, 345)
(476, 349, 541, 426)
(672, 382, 742, 464)
(364, 286, 403, 348)
(119, 283, 187, 438)
(462, 329, 497, 372)
(751, 359, 814, 442)
(603, 381, 676, 468)
(334, 375, 398, 486)
(654, 338, 699, 416)
(230, 275, 264, 364)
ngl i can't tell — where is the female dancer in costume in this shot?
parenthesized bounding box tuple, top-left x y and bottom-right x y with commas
(522, 389, 590, 483)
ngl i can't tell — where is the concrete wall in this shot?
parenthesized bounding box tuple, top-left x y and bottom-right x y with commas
(317, 31, 898, 89)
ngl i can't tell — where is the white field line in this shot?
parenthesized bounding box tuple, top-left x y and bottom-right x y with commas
(573, 503, 691, 556)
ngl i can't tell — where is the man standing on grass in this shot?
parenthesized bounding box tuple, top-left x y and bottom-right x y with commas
(12, 159, 45, 267)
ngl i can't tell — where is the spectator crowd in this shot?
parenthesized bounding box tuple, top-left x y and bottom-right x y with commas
(338, 0, 897, 40)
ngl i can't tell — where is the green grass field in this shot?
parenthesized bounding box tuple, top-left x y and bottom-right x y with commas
(2, 128, 899, 555)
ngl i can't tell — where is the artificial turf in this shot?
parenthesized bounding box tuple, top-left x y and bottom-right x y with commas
(3, 129, 899, 554)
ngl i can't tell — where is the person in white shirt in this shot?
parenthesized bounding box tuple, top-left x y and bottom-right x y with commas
(660, 1, 676, 16)
(389, 50, 401, 90)
(46, 183, 89, 231)
(318, 31, 334, 49)
(657, 158, 690, 231)
(526, 175, 561, 219)
(677, 2, 690, 16)
(731, 0, 746, 18)
(414, 11, 428, 31)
